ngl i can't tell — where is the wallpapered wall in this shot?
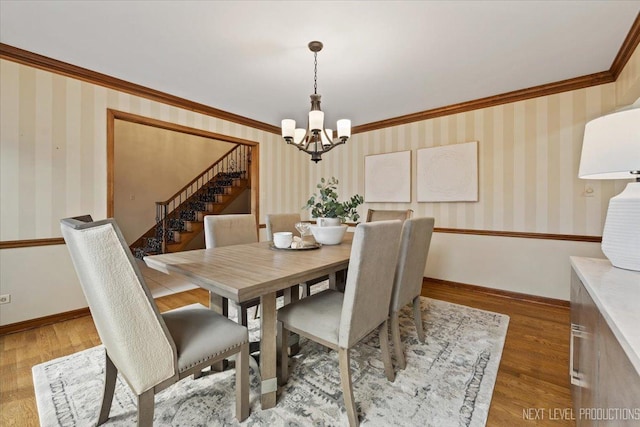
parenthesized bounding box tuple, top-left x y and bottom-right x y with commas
(310, 83, 622, 237)
(0, 43, 638, 324)
(0, 59, 311, 242)
(0, 58, 311, 325)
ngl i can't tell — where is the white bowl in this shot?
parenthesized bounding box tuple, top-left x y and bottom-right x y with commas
(309, 224, 348, 245)
(273, 232, 293, 249)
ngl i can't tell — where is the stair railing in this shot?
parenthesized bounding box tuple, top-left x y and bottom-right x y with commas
(155, 144, 251, 253)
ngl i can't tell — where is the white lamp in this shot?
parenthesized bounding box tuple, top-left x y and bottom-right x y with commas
(578, 103, 640, 271)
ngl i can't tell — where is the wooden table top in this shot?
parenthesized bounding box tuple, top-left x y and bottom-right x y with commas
(144, 239, 353, 302)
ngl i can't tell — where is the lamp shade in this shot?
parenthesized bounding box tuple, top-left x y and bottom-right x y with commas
(578, 108, 640, 179)
(577, 105, 640, 271)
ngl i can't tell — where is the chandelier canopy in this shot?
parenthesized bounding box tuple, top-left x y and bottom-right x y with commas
(281, 41, 351, 162)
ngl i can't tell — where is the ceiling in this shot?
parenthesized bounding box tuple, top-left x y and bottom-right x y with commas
(1, 1, 639, 129)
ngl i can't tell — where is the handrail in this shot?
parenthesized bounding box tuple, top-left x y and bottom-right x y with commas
(153, 144, 251, 253)
(158, 144, 239, 205)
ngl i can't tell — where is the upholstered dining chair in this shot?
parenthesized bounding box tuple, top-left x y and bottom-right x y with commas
(204, 214, 258, 326)
(265, 213, 302, 241)
(60, 216, 249, 425)
(389, 217, 435, 370)
(277, 220, 403, 426)
(366, 208, 413, 223)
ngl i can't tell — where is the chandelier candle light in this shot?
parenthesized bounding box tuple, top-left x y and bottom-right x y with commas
(281, 41, 351, 162)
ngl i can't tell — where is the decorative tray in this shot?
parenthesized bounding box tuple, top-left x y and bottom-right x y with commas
(269, 243, 321, 251)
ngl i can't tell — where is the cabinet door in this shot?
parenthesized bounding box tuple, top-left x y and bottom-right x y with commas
(597, 318, 640, 426)
(571, 269, 599, 426)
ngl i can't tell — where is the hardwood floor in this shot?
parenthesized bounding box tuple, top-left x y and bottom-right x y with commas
(0, 282, 573, 426)
(422, 279, 574, 426)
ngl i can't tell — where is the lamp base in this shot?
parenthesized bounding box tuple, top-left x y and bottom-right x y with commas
(601, 181, 640, 271)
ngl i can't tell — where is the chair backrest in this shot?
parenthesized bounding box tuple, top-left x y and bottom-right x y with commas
(366, 209, 413, 223)
(204, 214, 258, 248)
(390, 217, 435, 313)
(265, 213, 301, 241)
(60, 217, 176, 394)
(339, 220, 402, 348)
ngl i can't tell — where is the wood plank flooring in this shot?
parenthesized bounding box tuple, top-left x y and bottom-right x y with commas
(0, 281, 573, 426)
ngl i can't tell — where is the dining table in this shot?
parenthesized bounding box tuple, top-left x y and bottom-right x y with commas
(143, 234, 353, 409)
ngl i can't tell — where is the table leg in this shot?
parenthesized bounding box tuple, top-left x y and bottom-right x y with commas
(260, 291, 277, 409)
(283, 286, 300, 356)
(209, 292, 228, 372)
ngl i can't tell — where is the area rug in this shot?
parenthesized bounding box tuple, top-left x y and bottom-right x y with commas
(33, 297, 509, 426)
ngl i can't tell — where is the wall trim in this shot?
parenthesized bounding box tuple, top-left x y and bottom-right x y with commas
(433, 227, 601, 243)
(0, 227, 602, 249)
(107, 109, 261, 222)
(0, 43, 280, 135)
(0, 238, 65, 249)
(0, 307, 90, 336)
(423, 277, 570, 308)
(1, 13, 637, 137)
(610, 12, 640, 79)
(352, 72, 614, 134)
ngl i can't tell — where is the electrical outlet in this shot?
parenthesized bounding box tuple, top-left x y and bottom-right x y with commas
(0, 294, 10, 304)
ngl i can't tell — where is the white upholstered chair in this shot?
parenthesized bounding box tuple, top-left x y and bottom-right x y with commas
(204, 214, 258, 326)
(277, 220, 403, 426)
(389, 217, 435, 369)
(366, 208, 413, 223)
(60, 216, 249, 426)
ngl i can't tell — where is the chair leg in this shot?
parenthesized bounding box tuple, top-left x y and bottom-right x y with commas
(338, 348, 359, 427)
(413, 296, 425, 343)
(390, 311, 406, 370)
(277, 321, 289, 386)
(378, 320, 395, 381)
(136, 389, 155, 427)
(235, 342, 250, 421)
(98, 353, 117, 425)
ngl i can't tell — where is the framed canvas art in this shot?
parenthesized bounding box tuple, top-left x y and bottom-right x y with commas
(417, 141, 478, 202)
(364, 150, 411, 203)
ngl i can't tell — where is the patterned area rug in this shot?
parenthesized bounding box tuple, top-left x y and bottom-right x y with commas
(32, 297, 509, 426)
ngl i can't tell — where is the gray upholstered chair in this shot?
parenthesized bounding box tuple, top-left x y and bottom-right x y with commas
(277, 220, 403, 426)
(60, 216, 249, 426)
(389, 217, 435, 370)
(265, 213, 302, 241)
(204, 214, 258, 326)
(366, 208, 413, 223)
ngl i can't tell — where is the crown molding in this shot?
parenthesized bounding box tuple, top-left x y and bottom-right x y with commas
(1, 13, 638, 136)
(0, 43, 280, 135)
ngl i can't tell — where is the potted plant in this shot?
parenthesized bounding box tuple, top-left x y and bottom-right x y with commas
(304, 177, 364, 226)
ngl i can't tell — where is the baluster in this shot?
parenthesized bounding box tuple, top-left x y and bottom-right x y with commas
(161, 203, 168, 254)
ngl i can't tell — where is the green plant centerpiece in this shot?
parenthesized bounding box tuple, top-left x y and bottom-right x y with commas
(304, 177, 364, 224)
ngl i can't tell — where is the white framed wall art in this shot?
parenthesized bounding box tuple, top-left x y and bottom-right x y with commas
(364, 150, 411, 203)
(417, 141, 478, 202)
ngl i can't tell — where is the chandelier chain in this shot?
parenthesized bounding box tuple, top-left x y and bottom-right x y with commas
(313, 51, 318, 95)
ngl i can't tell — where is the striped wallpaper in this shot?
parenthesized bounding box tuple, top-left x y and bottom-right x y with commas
(310, 83, 627, 237)
(0, 58, 311, 241)
(1, 42, 639, 242)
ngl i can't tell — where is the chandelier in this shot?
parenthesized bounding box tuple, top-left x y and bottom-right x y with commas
(281, 41, 351, 162)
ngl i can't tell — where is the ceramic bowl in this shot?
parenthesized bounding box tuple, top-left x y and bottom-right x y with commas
(309, 224, 348, 245)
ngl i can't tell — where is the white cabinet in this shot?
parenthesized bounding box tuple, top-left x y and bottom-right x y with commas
(570, 257, 640, 426)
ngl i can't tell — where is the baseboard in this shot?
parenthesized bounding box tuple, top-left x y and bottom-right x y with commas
(0, 307, 90, 336)
(423, 277, 570, 308)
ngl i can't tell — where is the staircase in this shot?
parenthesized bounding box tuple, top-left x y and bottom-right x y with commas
(130, 144, 252, 258)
